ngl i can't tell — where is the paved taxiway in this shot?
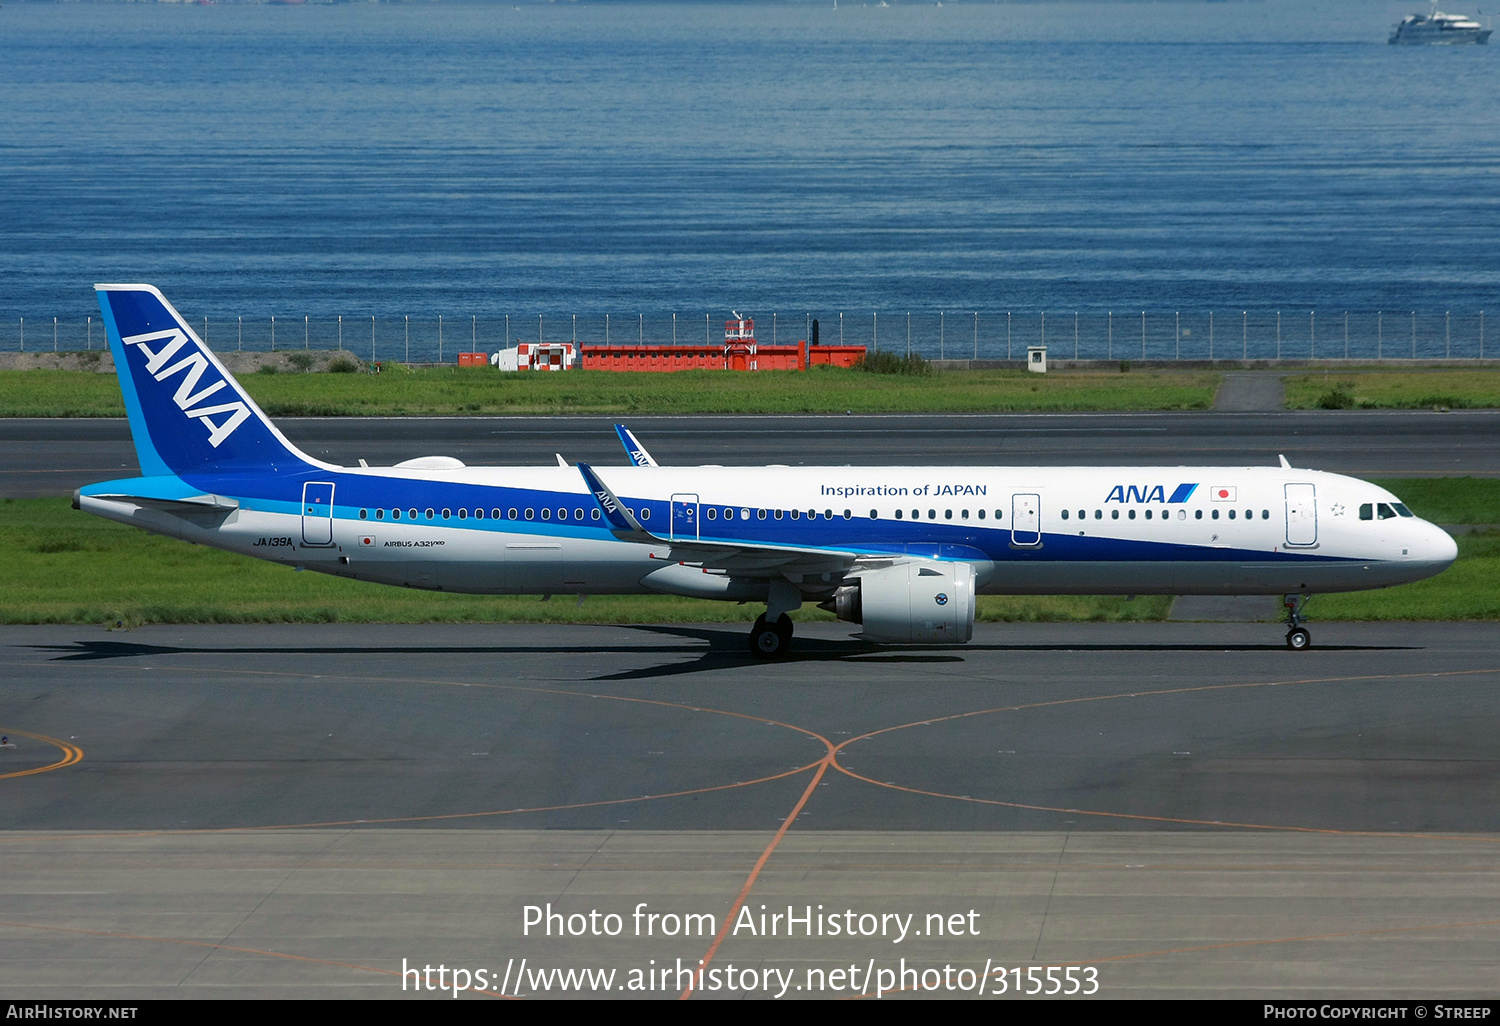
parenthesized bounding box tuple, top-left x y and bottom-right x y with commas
(3, 621, 1498, 998)
(2, 410, 1497, 498)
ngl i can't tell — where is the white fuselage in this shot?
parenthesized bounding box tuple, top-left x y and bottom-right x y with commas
(78, 463, 1458, 602)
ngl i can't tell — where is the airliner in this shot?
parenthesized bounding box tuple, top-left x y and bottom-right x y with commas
(75, 285, 1458, 657)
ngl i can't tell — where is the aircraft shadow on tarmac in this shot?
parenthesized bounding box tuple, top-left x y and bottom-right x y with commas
(29, 629, 1419, 682)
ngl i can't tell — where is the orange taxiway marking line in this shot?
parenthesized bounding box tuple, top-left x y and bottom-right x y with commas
(0, 729, 82, 781)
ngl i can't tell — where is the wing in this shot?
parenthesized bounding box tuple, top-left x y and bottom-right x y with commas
(576, 463, 867, 579)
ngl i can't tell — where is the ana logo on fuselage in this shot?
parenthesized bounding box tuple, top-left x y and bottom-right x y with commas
(123, 328, 252, 448)
(1105, 483, 1199, 504)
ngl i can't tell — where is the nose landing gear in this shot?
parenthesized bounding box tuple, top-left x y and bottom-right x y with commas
(1283, 594, 1311, 651)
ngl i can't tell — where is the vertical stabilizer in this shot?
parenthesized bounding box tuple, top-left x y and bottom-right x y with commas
(96, 284, 323, 476)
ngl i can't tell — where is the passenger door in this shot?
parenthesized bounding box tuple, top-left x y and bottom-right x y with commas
(301, 482, 335, 546)
(1011, 493, 1041, 547)
(1285, 483, 1317, 546)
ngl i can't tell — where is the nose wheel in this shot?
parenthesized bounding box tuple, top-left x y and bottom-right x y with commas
(750, 613, 794, 659)
(1283, 594, 1311, 651)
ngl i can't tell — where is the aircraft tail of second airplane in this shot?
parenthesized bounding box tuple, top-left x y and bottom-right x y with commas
(96, 284, 322, 478)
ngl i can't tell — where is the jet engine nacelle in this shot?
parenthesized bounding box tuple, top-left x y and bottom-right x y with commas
(828, 560, 976, 644)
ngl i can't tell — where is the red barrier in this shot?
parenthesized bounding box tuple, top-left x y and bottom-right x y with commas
(578, 342, 865, 372)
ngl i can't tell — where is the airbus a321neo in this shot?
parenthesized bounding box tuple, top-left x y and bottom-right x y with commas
(76, 285, 1458, 657)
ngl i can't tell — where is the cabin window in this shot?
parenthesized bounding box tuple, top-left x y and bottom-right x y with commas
(1094, 510, 1102, 520)
(640, 508, 650, 521)
(441, 509, 450, 520)
(895, 509, 903, 520)
(978, 510, 985, 520)
(508, 508, 518, 520)
(524, 508, 534, 520)
(1228, 510, 1236, 520)
(1144, 509, 1152, 520)
(928, 509, 936, 520)
(962, 510, 970, 520)
(706, 508, 717, 521)
(1112, 509, 1120, 520)
(457, 509, 466, 520)
(994, 510, 1003, 520)
(359, 509, 368, 520)
(843, 509, 852, 520)
(592, 509, 601, 520)
(425, 508, 435, 520)
(541, 508, 550, 520)
(741, 508, 751, 520)
(475, 508, 485, 520)
(870, 509, 879, 519)
(392, 509, 402, 520)
(774, 509, 783, 520)
(1178, 509, 1186, 520)
(1128, 509, 1137, 520)
(1262, 509, 1269, 520)
(944, 509, 952, 520)
(1211, 509, 1219, 520)
(758, 509, 768, 520)
(375, 509, 385, 520)
(409, 509, 418, 520)
(1061, 509, 1070, 521)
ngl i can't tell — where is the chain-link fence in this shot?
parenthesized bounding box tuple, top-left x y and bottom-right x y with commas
(6, 309, 1492, 364)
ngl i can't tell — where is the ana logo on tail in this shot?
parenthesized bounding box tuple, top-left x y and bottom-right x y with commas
(124, 328, 252, 448)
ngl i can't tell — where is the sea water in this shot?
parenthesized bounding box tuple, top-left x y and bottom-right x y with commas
(1, 1, 1495, 359)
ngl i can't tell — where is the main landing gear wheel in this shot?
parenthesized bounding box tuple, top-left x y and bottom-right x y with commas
(1286, 627, 1311, 651)
(749, 613, 794, 660)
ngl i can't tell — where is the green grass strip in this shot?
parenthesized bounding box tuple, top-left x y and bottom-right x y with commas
(0, 365, 1218, 417)
(1284, 369, 1500, 410)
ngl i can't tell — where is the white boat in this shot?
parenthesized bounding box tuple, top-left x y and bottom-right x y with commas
(1390, 6, 1493, 43)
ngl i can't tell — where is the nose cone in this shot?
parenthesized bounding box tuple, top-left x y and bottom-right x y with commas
(1426, 523, 1459, 568)
(1407, 521, 1458, 578)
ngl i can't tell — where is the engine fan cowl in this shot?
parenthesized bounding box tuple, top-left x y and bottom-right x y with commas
(829, 560, 976, 645)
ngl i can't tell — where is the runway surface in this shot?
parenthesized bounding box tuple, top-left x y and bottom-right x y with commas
(2, 410, 1497, 499)
(3, 621, 1499, 998)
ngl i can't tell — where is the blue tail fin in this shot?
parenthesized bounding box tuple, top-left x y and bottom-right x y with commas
(96, 284, 320, 477)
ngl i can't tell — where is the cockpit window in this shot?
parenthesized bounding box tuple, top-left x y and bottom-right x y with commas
(1392, 503, 1414, 518)
(1377, 502, 1398, 520)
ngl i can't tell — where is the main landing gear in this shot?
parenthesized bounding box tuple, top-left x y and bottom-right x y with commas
(749, 580, 803, 660)
(750, 614, 794, 659)
(1283, 593, 1311, 651)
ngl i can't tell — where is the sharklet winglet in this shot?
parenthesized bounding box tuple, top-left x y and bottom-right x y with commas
(614, 424, 659, 467)
(577, 462, 659, 544)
